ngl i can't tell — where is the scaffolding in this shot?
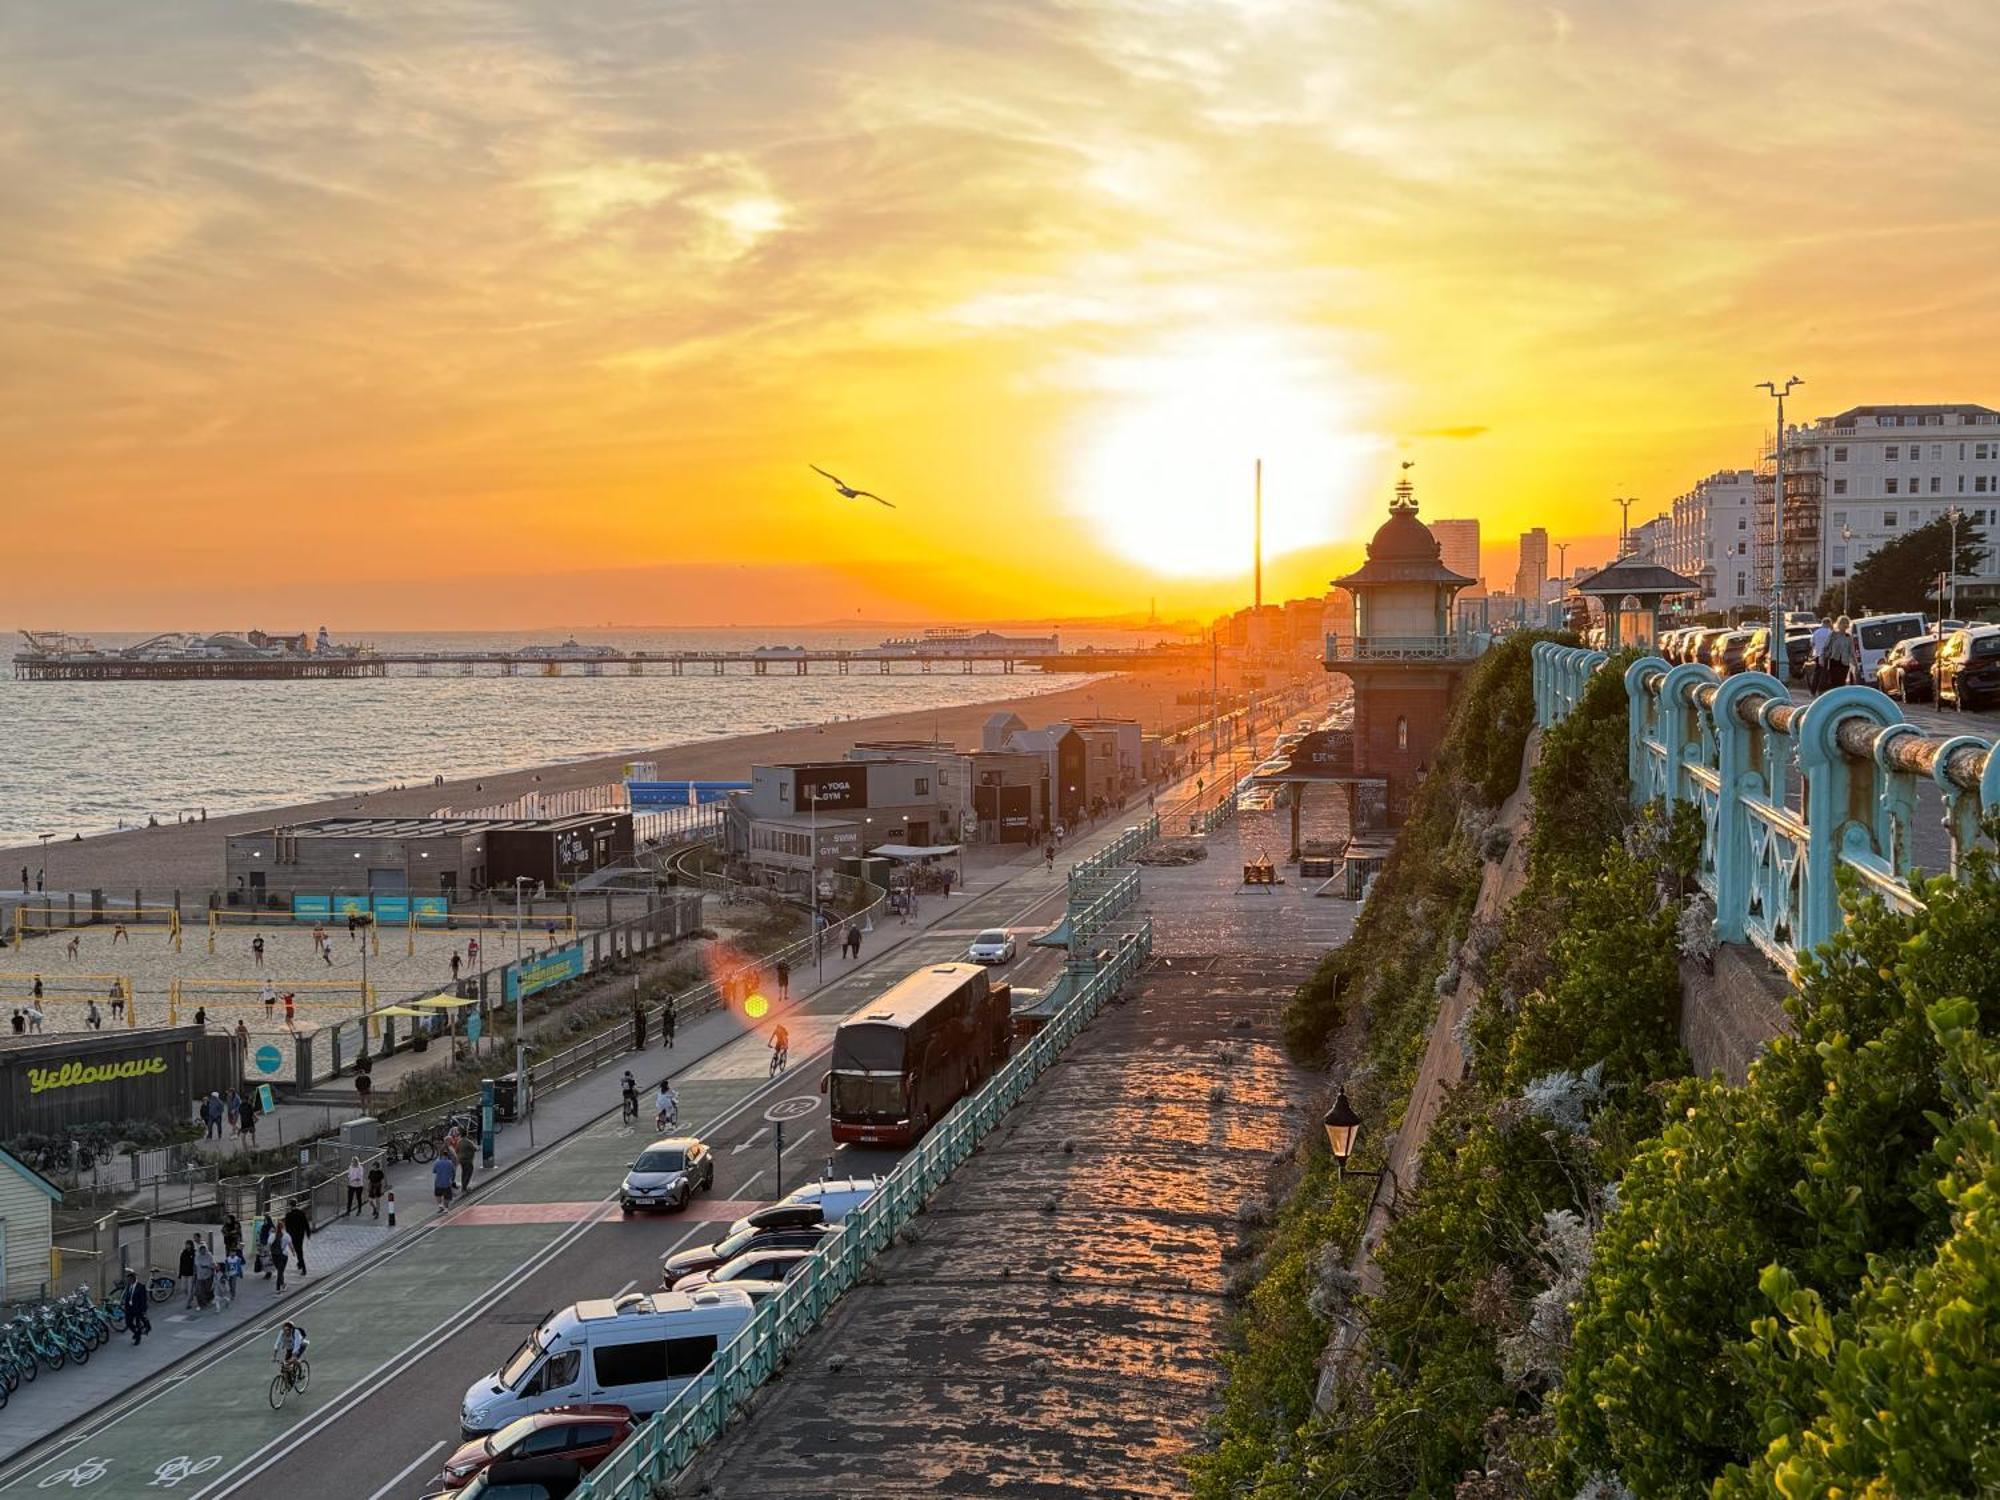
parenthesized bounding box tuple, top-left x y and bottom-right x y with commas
(1753, 432, 1826, 611)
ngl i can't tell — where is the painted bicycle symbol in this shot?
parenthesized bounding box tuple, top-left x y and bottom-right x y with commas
(149, 1455, 222, 1488)
(37, 1457, 109, 1489)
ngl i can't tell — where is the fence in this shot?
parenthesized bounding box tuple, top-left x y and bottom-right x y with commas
(575, 923, 1155, 1500)
(1068, 817, 1160, 890)
(1531, 642, 2000, 977)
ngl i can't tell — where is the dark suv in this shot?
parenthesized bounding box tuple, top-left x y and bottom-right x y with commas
(1937, 626, 2000, 711)
(661, 1219, 836, 1285)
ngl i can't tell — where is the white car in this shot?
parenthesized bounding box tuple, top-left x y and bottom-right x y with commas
(966, 929, 1015, 965)
(727, 1177, 884, 1238)
(673, 1248, 819, 1292)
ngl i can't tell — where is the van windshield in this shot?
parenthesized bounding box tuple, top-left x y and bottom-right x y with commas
(499, 1333, 542, 1389)
(1859, 619, 1921, 650)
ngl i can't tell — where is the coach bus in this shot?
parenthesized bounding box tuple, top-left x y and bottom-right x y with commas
(822, 963, 1011, 1147)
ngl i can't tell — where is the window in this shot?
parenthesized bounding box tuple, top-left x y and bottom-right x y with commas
(1932, 444, 1944, 460)
(1833, 446, 1848, 462)
(1960, 475, 1968, 492)
(1832, 546, 1847, 567)
(1737, 541, 1747, 555)
(1833, 479, 1847, 496)
(1978, 444, 1990, 461)
(1886, 445, 1900, 460)
(523, 1350, 580, 1395)
(1736, 572, 1747, 595)
(1396, 717, 1408, 753)
(1832, 511, 1847, 526)
(1980, 477, 1991, 494)
(1886, 478, 1899, 494)
(914, 777, 929, 795)
(666, 1334, 719, 1378)
(778, 783, 790, 803)
(519, 1425, 581, 1457)
(1932, 477, 1942, 493)
(594, 1340, 668, 1388)
(1885, 511, 1899, 527)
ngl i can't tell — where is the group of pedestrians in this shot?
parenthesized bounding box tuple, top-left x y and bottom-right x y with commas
(430, 1125, 480, 1210)
(195, 1087, 261, 1141)
(1807, 615, 1861, 692)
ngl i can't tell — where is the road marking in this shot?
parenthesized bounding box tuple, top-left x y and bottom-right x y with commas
(364, 1441, 443, 1500)
(613, 1278, 637, 1297)
(779, 1128, 816, 1158)
(761, 1096, 817, 1124)
(732, 1127, 770, 1154)
(735, 1170, 767, 1197)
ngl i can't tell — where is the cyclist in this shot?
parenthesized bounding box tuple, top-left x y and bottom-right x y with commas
(620, 1071, 639, 1122)
(655, 1079, 678, 1131)
(272, 1320, 308, 1384)
(769, 1023, 789, 1076)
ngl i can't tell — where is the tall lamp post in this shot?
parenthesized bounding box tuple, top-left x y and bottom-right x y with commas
(808, 787, 823, 980)
(1757, 376, 1803, 647)
(36, 832, 53, 897)
(1613, 498, 1638, 556)
(1839, 523, 1854, 618)
(1945, 505, 1963, 621)
(513, 875, 533, 1110)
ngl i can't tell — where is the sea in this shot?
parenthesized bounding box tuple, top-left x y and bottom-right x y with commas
(0, 628, 1158, 848)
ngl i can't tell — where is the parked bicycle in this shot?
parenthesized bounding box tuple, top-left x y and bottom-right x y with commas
(146, 1266, 177, 1304)
(382, 1130, 436, 1164)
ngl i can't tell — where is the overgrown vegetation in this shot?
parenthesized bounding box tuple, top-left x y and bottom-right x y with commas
(1202, 628, 2000, 1497)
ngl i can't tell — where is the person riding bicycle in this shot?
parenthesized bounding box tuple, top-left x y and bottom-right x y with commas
(620, 1070, 639, 1121)
(272, 1320, 307, 1381)
(769, 1023, 789, 1075)
(655, 1080, 678, 1131)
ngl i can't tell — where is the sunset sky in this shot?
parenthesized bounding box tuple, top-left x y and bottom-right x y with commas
(7, 0, 2000, 629)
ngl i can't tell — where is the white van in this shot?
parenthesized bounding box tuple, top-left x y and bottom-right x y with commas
(460, 1287, 755, 1435)
(1850, 613, 1928, 679)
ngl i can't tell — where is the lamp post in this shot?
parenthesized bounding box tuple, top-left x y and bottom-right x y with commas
(1839, 523, 1854, 618)
(513, 875, 532, 1108)
(1757, 376, 1803, 648)
(1945, 505, 1963, 620)
(1322, 1087, 1386, 1189)
(36, 833, 52, 897)
(1613, 498, 1638, 556)
(808, 787, 823, 980)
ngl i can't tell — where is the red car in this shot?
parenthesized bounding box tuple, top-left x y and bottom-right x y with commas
(434, 1405, 633, 1490)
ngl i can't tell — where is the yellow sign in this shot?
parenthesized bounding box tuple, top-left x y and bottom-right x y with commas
(27, 1055, 168, 1095)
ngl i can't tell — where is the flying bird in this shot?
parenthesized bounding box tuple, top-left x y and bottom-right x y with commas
(810, 464, 894, 507)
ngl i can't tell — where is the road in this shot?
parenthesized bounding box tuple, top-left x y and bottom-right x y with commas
(0, 864, 1086, 1500)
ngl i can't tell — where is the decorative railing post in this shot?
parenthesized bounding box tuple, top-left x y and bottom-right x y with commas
(1792, 686, 1905, 955)
(1707, 672, 1779, 943)
(1657, 661, 1715, 808)
(1625, 655, 1661, 804)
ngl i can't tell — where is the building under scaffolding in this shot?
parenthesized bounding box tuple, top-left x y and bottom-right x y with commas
(1754, 427, 1827, 611)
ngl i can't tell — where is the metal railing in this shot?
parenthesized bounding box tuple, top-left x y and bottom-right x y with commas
(1067, 817, 1160, 890)
(575, 923, 1154, 1499)
(1532, 641, 2000, 976)
(1324, 632, 1467, 661)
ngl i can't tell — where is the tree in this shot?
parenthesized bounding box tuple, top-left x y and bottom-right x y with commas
(1816, 513, 1987, 618)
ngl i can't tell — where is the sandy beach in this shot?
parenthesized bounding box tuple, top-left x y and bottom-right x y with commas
(6, 660, 1324, 893)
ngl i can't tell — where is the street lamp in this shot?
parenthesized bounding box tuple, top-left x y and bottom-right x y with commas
(36, 833, 53, 897)
(1945, 505, 1963, 621)
(1839, 523, 1854, 618)
(1612, 499, 1638, 556)
(513, 875, 533, 1105)
(807, 787, 823, 980)
(1757, 376, 1804, 647)
(1322, 1087, 1384, 1186)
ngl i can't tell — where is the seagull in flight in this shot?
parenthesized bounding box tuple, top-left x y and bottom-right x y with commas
(810, 464, 894, 508)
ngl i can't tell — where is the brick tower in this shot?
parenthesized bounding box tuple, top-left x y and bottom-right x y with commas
(1324, 471, 1477, 825)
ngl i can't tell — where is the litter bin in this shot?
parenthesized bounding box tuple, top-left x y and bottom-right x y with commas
(493, 1073, 520, 1123)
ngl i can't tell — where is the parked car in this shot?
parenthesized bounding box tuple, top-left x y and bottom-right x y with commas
(965, 929, 1016, 965)
(1690, 627, 1731, 667)
(619, 1138, 715, 1215)
(1937, 626, 2000, 711)
(660, 1222, 837, 1286)
(672, 1247, 819, 1292)
(1875, 636, 1939, 703)
(1715, 630, 1755, 676)
(1850, 612, 1929, 680)
(425, 1458, 587, 1500)
(1743, 627, 1813, 682)
(721, 1180, 883, 1240)
(434, 1407, 633, 1490)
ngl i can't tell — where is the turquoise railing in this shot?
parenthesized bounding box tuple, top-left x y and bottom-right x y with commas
(573, 923, 1154, 1498)
(1532, 641, 2000, 975)
(1067, 815, 1160, 891)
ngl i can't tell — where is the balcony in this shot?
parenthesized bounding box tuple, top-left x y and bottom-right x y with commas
(1323, 632, 1466, 662)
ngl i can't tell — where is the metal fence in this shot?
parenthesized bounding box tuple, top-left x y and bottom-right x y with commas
(574, 923, 1155, 1499)
(1067, 817, 1160, 890)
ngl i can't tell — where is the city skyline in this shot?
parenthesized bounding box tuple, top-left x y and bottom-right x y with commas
(9, 2, 2000, 627)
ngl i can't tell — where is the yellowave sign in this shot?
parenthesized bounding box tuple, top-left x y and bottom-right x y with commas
(27, 1055, 168, 1095)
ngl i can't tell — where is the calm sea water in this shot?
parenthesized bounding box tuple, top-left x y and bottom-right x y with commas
(1, 628, 1148, 846)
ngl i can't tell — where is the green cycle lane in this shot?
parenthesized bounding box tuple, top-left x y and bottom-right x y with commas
(6, 862, 1080, 1499)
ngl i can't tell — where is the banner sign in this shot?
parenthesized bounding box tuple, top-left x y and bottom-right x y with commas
(998, 784, 1033, 831)
(332, 894, 371, 919)
(292, 894, 332, 923)
(505, 943, 586, 1002)
(412, 896, 449, 925)
(792, 765, 866, 811)
(1279, 728, 1353, 779)
(626, 780, 752, 809)
(27, 1054, 167, 1095)
(371, 894, 410, 924)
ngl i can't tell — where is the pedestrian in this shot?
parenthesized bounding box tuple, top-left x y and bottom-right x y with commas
(271, 1224, 292, 1292)
(456, 1131, 476, 1193)
(8, 1011, 19, 1035)
(283, 992, 296, 1027)
(17, 867, 24, 894)
(112, 922, 128, 945)
(234, 1018, 248, 1054)
(179, 1237, 198, 1307)
(203, 1091, 223, 1139)
(27, 1001, 42, 1034)
(194, 1005, 207, 1028)
(123, 1270, 150, 1346)
(30, 976, 41, 1001)
(663, 999, 676, 1048)
(283, 1198, 310, 1275)
(86, 999, 102, 1031)
(432, 1151, 457, 1210)
(262, 981, 276, 1018)
(367, 1159, 385, 1219)
(386, 1188, 397, 1227)
(1823, 615, 1858, 689)
(776, 959, 789, 1003)
(221, 1243, 243, 1306)
(251, 935, 265, 968)
(193, 1240, 216, 1312)
(450, 952, 462, 981)
(467, 938, 479, 966)
(355, 1063, 373, 1113)
(846, 922, 861, 960)
(345, 1156, 365, 1216)
(1808, 617, 1833, 693)
(112, 981, 125, 1020)
(240, 1091, 258, 1144)
(223, 1213, 242, 1256)
(1045, 843, 1056, 873)
(227, 1088, 242, 1131)
(254, 1215, 272, 1277)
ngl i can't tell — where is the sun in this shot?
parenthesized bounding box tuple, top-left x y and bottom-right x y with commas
(1067, 330, 1379, 578)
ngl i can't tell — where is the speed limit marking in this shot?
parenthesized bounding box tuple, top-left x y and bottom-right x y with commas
(763, 1096, 818, 1124)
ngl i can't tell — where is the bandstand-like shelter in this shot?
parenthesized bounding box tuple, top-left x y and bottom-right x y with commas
(1569, 558, 1701, 648)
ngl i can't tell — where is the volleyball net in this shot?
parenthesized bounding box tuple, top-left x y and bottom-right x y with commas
(0, 971, 136, 1025)
(167, 976, 376, 1026)
(208, 907, 380, 956)
(12, 906, 180, 952)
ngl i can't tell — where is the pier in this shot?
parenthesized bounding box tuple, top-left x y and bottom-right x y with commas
(12, 644, 1190, 682)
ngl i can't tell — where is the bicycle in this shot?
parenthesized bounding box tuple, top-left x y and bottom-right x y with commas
(267, 1356, 310, 1409)
(147, 1267, 177, 1304)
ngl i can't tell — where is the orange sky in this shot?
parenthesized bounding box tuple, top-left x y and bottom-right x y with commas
(7, 1, 2000, 629)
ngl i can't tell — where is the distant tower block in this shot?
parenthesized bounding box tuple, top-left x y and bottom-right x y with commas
(1323, 470, 1478, 826)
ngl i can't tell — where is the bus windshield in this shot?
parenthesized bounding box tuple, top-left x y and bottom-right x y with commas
(830, 1023, 906, 1073)
(830, 1073, 904, 1118)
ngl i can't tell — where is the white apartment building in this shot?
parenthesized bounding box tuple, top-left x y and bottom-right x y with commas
(1769, 404, 2000, 606)
(1666, 469, 1760, 615)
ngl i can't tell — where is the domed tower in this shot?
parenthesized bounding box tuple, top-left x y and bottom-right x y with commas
(1324, 470, 1477, 825)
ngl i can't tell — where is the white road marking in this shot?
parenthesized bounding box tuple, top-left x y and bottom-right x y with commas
(778, 1128, 816, 1158)
(363, 1440, 444, 1500)
(732, 1127, 770, 1154)
(735, 1170, 767, 1197)
(613, 1278, 637, 1297)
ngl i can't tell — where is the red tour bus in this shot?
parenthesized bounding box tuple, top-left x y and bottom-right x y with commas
(822, 963, 1011, 1147)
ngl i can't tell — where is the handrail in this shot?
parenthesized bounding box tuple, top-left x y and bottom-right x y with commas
(574, 924, 1154, 1498)
(1532, 641, 2000, 975)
